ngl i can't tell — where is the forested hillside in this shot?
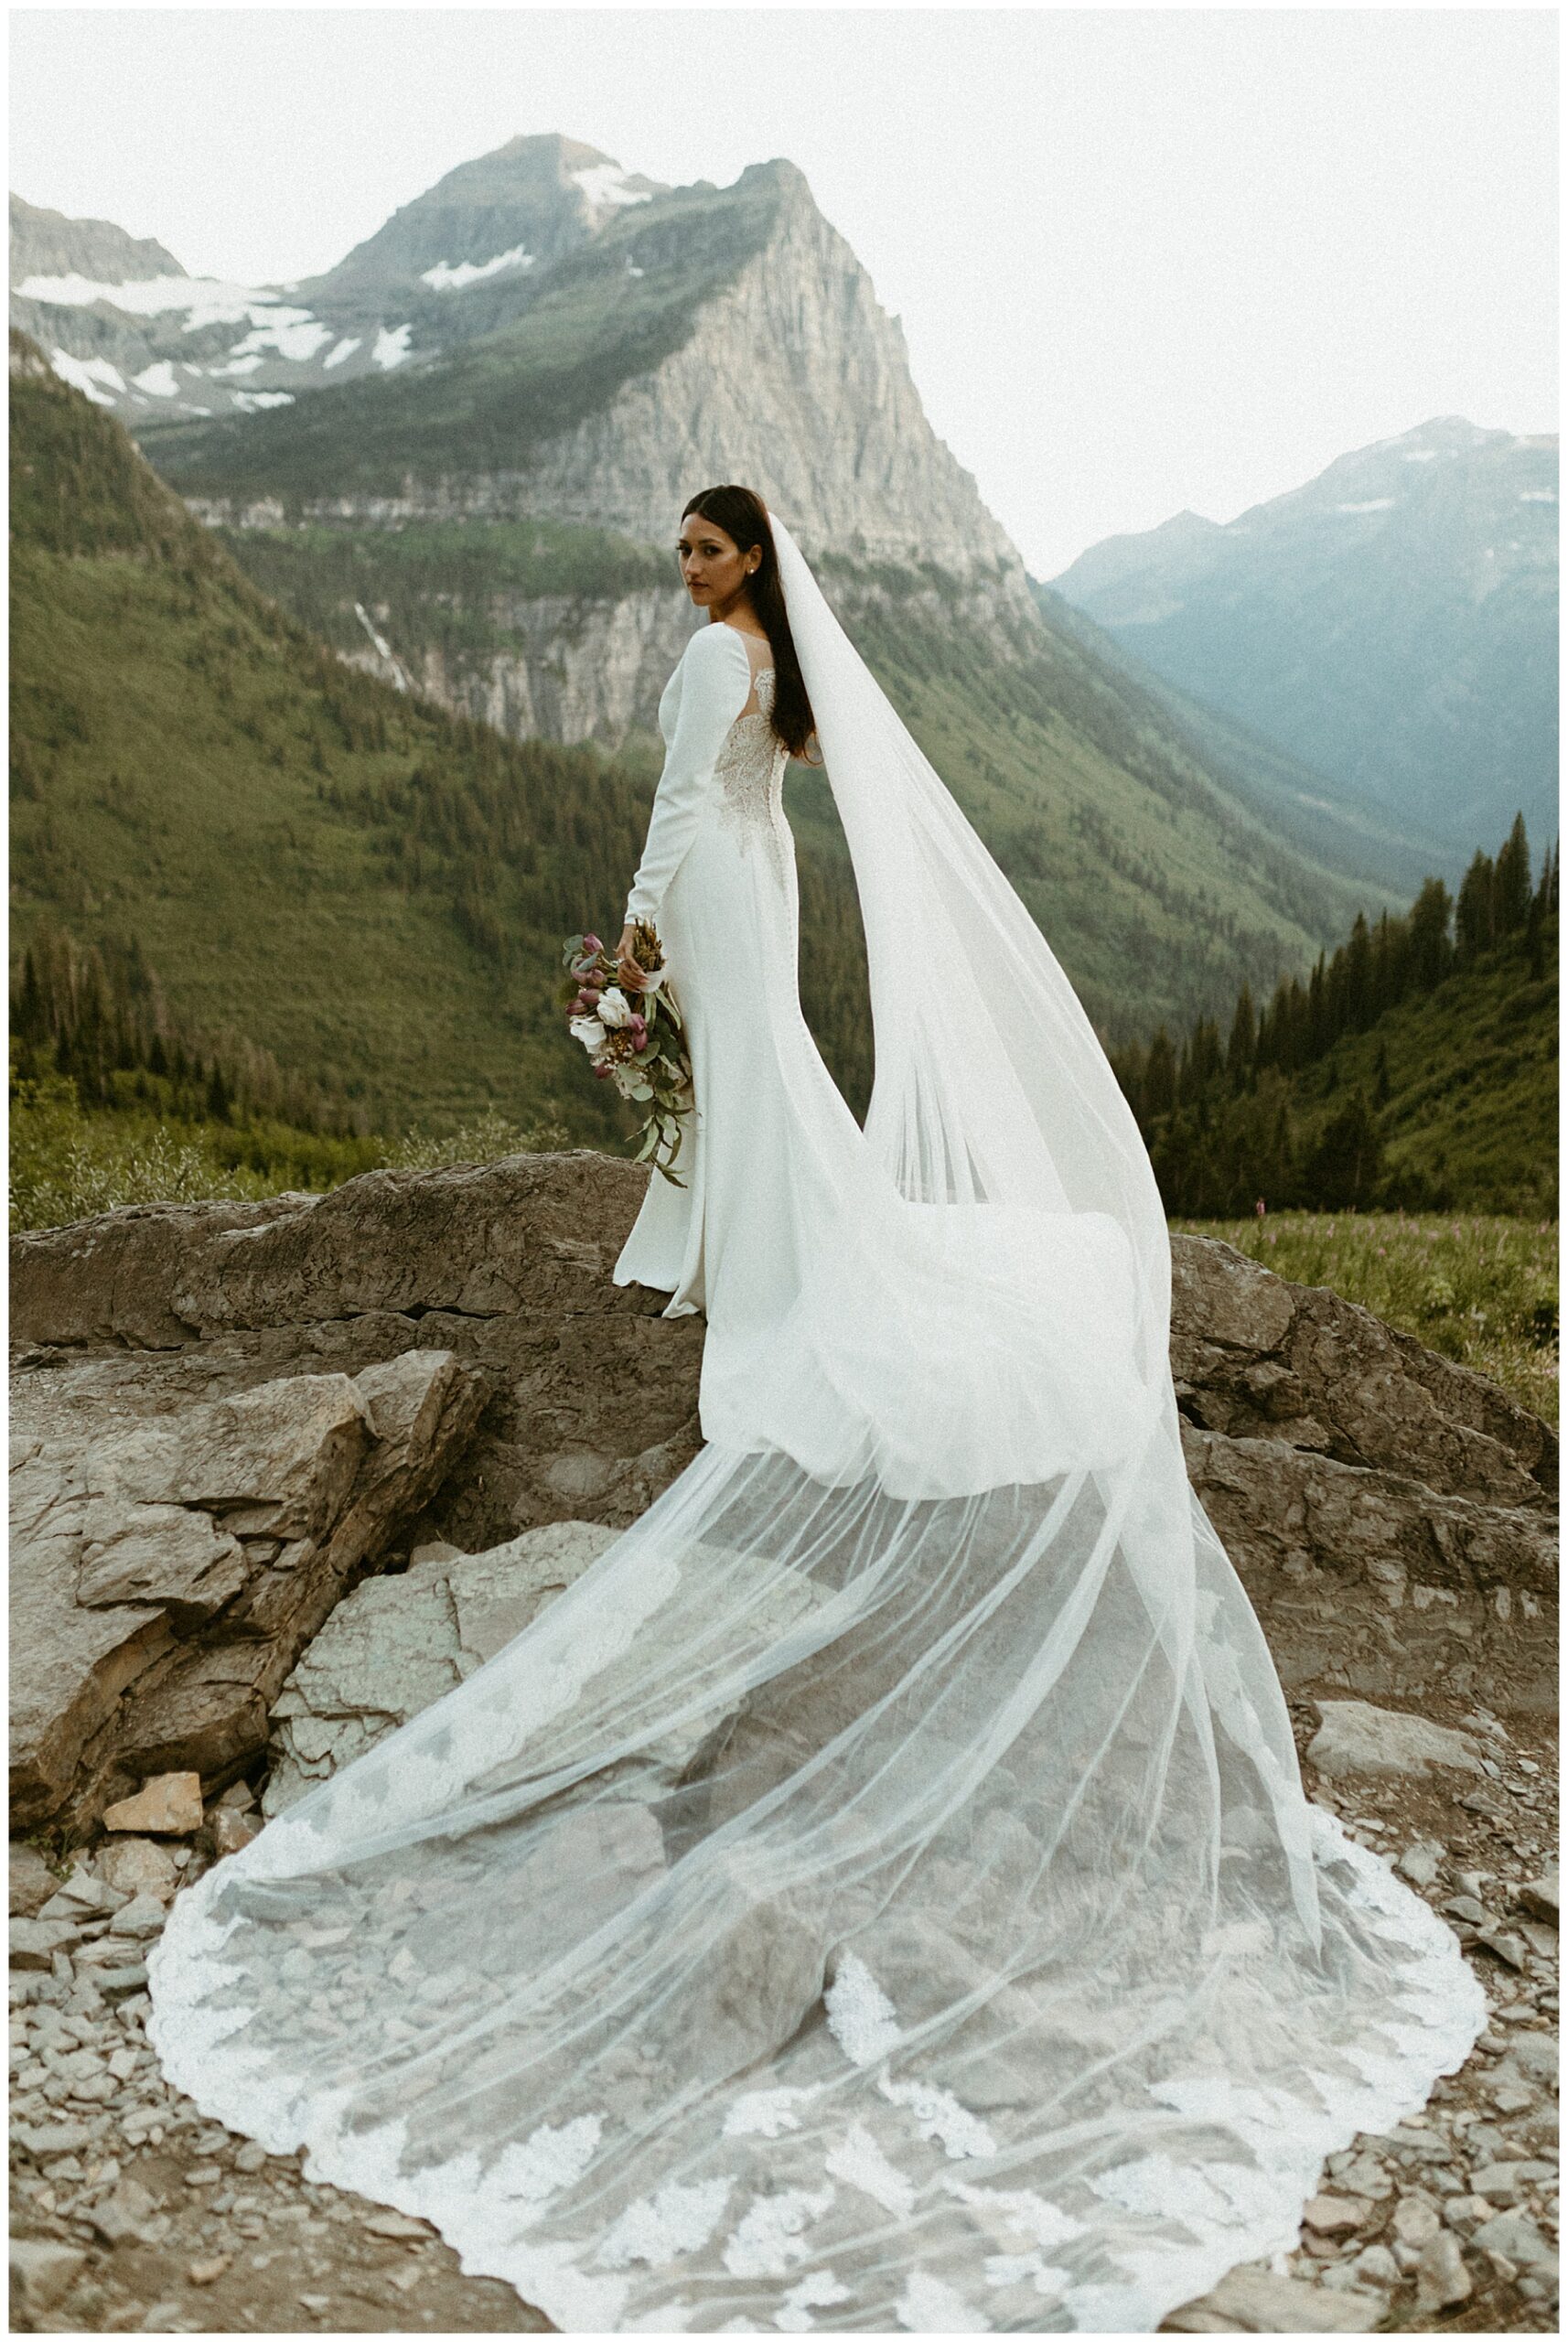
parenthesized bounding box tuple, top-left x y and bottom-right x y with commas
(1113, 816, 1559, 1216)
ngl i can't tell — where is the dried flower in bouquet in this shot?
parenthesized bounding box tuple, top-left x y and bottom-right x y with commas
(559, 925, 694, 1184)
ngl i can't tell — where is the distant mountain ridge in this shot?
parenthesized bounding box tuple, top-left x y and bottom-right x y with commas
(9, 138, 672, 424)
(9, 192, 183, 284)
(1049, 417, 1559, 857)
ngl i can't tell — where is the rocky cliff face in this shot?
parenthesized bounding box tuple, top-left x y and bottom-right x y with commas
(335, 558, 1047, 753)
(10, 193, 182, 285)
(473, 160, 1028, 586)
(338, 584, 700, 749)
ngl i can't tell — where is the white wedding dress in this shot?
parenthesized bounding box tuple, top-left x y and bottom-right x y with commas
(146, 527, 1486, 2334)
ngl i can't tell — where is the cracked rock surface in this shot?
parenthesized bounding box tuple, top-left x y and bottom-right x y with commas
(11, 1351, 488, 1837)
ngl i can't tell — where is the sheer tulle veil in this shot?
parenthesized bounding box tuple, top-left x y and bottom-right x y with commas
(145, 510, 1486, 2333)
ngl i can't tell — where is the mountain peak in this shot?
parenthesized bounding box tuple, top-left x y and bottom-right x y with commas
(736, 156, 815, 197)
(300, 134, 668, 303)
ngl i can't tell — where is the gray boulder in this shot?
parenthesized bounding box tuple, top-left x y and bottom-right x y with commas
(263, 1518, 618, 1811)
(10, 1347, 487, 1832)
(1305, 1698, 1487, 1780)
(1172, 1236, 1557, 1712)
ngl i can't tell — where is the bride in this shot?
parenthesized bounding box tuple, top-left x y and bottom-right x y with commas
(147, 486, 1486, 2333)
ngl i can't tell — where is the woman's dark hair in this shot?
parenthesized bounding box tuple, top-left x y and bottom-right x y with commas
(681, 485, 820, 762)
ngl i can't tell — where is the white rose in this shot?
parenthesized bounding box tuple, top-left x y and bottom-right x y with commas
(568, 1015, 606, 1056)
(596, 987, 633, 1029)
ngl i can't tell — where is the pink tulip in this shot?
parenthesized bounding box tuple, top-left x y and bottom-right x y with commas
(583, 987, 600, 1007)
(583, 933, 602, 952)
(594, 1061, 612, 1080)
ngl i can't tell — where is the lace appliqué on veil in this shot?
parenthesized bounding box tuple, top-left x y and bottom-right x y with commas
(713, 669, 792, 891)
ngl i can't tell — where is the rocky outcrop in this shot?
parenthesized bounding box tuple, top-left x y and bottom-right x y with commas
(8, 1154, 705, 1542)
(10, 1155, 1557, 1838)
(1171, 1236, 1557, 1710)
(10, 1348, 488, 1834)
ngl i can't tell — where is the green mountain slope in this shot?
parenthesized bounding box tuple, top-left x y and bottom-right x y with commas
(1113, 819, 1558, 1215)
(6, 331, 712, 1138)
(1294, 928, 1556, 1211)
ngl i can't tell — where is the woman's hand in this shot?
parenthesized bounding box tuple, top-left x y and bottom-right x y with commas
(616, 924, 647, 991)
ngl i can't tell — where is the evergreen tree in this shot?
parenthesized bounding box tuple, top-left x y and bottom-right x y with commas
(1407, 877, 1453, 991)
(1492, 812, 1532, 936)
(1142, 1026, 1176, 1120)
(1301, 1087, 1383, 1209)
(1226, 983, 1255, 1088)
(1455, 850, 1497, 961)
(1305, 954, 1330, 1056)
(1342, 911, 1376, 1032)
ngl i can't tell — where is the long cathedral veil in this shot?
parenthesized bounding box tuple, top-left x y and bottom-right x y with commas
(146, 514, 1485, 2333)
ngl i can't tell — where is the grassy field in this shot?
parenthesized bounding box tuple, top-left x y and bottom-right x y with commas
(7, 1060, 569, 1235)
(1176, 1208, 1559, 1423)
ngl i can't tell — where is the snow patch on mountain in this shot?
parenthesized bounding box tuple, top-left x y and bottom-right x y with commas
(323, 337, 361, 370)
(572, 163, 654, 222)
(16, 271, 323, 338)
(420, 245, 534, 291)
(49, 348, 123, 403)
(373, 323, 413, 369)
(227, 311, 337, 363)
(132, 360, 179, 398)
(1335, 498, 1395, 513)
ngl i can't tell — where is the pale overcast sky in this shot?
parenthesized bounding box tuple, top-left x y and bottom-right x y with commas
(7, 5, 1557, 575)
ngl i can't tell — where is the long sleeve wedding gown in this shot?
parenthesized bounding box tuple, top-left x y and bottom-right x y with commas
(146, 540, 1487, 2335)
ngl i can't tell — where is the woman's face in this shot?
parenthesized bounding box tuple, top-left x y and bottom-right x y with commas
(676, 512, 759, 613)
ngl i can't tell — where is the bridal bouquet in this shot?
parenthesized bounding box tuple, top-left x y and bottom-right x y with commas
(559, 924, 693, 1185)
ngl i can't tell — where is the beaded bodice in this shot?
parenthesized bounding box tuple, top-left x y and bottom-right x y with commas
(712, 667, 791, 886)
